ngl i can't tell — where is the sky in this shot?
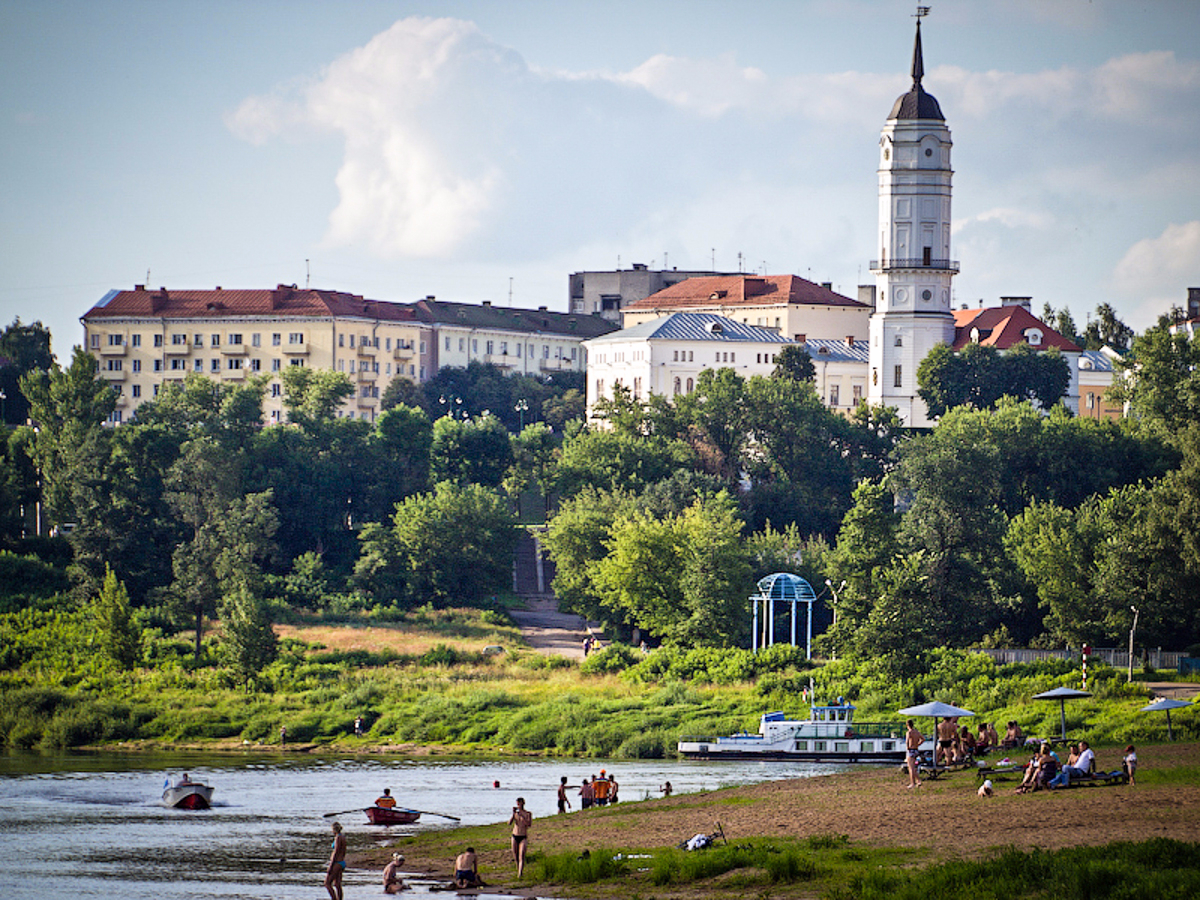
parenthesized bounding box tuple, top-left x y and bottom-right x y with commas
(3, 0, 1199, 359)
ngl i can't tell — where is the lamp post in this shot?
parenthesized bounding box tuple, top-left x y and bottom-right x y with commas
(0, 388, 6, 424)
(439, 394, 464, 419)
(1127, 606, 1139, 683)
(515, 398, 528, 430)
(825, 578, 845, 659)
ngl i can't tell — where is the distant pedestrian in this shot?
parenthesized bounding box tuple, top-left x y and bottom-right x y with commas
(557, 776, 572, 814)
(509, 797, 533, 877)
(905, 719, 923, 789)
(1124, 745, 1138, 786)
(579, 777, 593, 809)
(280, 725, 287, 746)
(609, 775, 619, 804)
(660, 781, 673, 797)
(354, 716, 363, 736)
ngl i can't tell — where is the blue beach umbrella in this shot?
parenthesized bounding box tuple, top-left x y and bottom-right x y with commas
(1139, 697, 1193, 741)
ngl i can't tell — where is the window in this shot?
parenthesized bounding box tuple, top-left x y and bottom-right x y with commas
(686, 377, 694, 392)
(90, 334, 100, 348)
(674, 377, 682, 395)
(459, 338, 465, 352)
(852, 384, 863, 404)
(472, 339, 478, 353)
(108, 410, 123, 424)
(486, 340, 494, 355)
(172, 333, 187, 345)
(633, 377, 642, 399)
(271, 383, 282, 397)
(106, 359, 122, 371)
(211, 359, 220, 373)
(500, 341, 508, 355)
(445, 336, 451, 350)
(252, 333, 261, 347)
(211, 334, 220, 347)
(595, 379, 604, 397)
(131, 334, 141, 347)
(289, 332, 304, 344)
(830, 385, 840, 407)
(730, 352, 735, 363)
(516, 344, 522, 358)
(673, 350, 679, 361)
(153, 360, 163, 372)
(385, 337, 392, 350)
(895, 335, 903, 347)
(132, 385, 141, 398)
(349, 334, 355, 348)
(272, 359, 282, 372)
(108, 334, 124, 346)
(153, 334, 164, 348)
(1087, 392, 1095, 410)
(229, 333, 243, 345)
(688, 351, 694, 361)
(419, 341, 426, 353)
(338, 360, 345, 372)
(193, 359, 202, 372)
(132, 360, 141, 373)
(250, 358, 261, 372)
(270, 410, 281, 421)
(894, 365, 903, 388)
(543, 345, 549, 359)
(289, 358, 305, 367)
(195, 334, 204, 346)
(227, 358, 243, 370)
(272, 333, 281, 346)
(170, 359, 186, 371)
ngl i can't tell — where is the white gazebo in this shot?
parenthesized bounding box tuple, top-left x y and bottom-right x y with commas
(751, 573, 818, 658)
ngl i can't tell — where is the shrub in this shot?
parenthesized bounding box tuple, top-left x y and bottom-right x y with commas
(581, 643, 640, 674)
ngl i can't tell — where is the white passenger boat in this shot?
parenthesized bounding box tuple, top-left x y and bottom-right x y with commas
(678, 703, 906, 763)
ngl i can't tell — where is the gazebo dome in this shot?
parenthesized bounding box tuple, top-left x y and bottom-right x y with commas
(756, 573, 817, 603)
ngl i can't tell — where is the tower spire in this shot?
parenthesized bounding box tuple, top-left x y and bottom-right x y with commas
(912, 6, 930, 86)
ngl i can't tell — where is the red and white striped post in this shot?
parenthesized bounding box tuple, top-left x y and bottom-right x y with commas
(1082, 644, 1090, 691)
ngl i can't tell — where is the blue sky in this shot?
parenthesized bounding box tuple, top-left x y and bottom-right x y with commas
(3, 0, 1199, 358)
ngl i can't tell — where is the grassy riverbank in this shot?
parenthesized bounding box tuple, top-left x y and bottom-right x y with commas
(2, 606, 1197, 755)
(367, 741, 1200, 899)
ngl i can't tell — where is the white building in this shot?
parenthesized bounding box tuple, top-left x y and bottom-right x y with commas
(866, 15, 958, 428)
(583, 313, 791, 413)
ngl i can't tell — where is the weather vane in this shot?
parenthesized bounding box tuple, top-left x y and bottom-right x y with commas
(915, 6, 930, 18)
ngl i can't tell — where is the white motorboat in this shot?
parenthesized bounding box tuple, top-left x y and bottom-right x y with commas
(678, 702, 906, 763)
(162, 780, 215, 810)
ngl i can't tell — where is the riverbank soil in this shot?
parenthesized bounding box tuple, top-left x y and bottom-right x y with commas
(366, 741, 1200, 899)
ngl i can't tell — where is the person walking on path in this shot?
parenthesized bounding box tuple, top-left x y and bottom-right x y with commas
(556, 776, 572, 814)
(509, 797, 533, 878)
(324, 821, 347, 900)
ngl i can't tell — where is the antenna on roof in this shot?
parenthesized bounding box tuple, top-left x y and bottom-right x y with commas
(738, 251, 743, 273)
(146, 268, 151, 286)
(306, 259, 310, 289)
(508, 277, 513, 304)
(664, 251, 668, 269)
(711, 248, 715, 269)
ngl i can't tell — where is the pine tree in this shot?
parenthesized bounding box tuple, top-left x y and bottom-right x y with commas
(93, 565, 140, 669)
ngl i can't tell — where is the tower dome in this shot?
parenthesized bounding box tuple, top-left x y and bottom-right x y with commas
(889, 18, 944, 121)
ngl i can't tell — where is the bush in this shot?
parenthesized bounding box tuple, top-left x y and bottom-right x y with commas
(580, 643, 639, 674)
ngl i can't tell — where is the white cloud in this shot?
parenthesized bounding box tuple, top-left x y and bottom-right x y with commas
(1115, 221, 1200, 288)
(955, 206, 1056, 233)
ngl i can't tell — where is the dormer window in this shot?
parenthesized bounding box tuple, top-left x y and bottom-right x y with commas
(970, 327, 981, 344)
(705, 321, 724, 335)
(1025, 329, 1043, 346)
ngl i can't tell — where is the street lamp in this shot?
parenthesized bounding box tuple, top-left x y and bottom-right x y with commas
(1127, 606, 1139, 683)
(0, 388, 6, 424)
(825, 578, 846, 660)
(439, 394, 464, 419)
(514, 398, 529, 429)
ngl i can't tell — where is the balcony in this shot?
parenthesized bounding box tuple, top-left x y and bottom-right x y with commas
(221, 367, 246, 381)
(100, 343, 127, 356)
(283, 342, 309, 355)
(869, 257, 960, 273)
(540, 356, 575, 371)
(393, 343, 415, 359)
(485, 353, 518, 369)
(356, 343, 376, 358)
(100, 368, 126, 382)
(221, 344, 248, 356)
(356, 367, 378, 381)
(164, 341, 191, 356)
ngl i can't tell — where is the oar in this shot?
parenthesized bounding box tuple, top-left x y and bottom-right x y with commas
(406, 808, 461, 822)
(323, 808, 366, 818)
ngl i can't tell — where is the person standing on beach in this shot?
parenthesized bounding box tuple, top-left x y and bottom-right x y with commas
(557, 776, 571, 814)
(905, 719, 923, 788)
(325, 821, 346, 900)
(509, 797, 533, 877)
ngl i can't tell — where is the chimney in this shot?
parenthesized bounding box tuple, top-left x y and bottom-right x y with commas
(134, 284, 145, 292)
(425, 295, 436, 301)
(858, 284, 877, 311)
(538, 305, 548, 311)
(1000, 296, 1032, 312)
(271, 284, 293, 309)
(795, 333, 807, 343)
(1188, 287, 1200, 318)
(846, 335, 855, 347)
(482, 300, 491, 307)
(822, 282, 833, 291)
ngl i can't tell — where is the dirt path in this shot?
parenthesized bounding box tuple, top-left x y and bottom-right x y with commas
(509, 596, 598, 660)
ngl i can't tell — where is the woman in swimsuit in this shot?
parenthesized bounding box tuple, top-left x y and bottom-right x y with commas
(509, 797, 533, 878)
(325, 821, 347, 900)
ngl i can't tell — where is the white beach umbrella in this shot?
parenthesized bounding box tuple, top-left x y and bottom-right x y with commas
(897, 702, 975, 769)
(1139, 697, 1193, 741)
(1032, 686, 1092, 742)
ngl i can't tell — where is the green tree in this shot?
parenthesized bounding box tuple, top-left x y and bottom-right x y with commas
(356, 481, 518, 608)
(429, 413, 513, 488)
(917, 341, 1071, 419)
(0, 318, 55, 426)
(1082, 303, 1134, 352)
(92, 565, 140, 669)
(772, 344, 816, 382)
(669, 368, 749, 483)
(280, 366, 355, 428)
(219, 584, 278, 682)
(542, 388, 586, 430)
(554, 428, 695, 499)
(1110, 317, 1200, 438)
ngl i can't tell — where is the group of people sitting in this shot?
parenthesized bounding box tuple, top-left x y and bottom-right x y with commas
(1013, 740, 1096, 793)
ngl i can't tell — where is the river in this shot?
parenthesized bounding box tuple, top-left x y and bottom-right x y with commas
(1, 751, 846, 899)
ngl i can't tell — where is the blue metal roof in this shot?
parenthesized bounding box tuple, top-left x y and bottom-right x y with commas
(803, 338, 870, 363)
(589, 312, 792, 345)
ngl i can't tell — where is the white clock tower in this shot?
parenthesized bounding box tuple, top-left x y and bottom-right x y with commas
(868, 11, 957, 428)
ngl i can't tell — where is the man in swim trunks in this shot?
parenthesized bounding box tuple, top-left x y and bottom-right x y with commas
(905, 719, 923, 789)
(383, 852, 405, 894)
(557, 776, 571, 814)
(509, 797, 533, 877)
(325, 821, 346, 900)
(455, 847, 481, 888)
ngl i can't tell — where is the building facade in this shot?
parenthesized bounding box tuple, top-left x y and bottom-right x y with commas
(867, 16, 958, 428)
(583, 312, 790, 414)
(569, 264, 740, 323)
(81, 285, 615, 425)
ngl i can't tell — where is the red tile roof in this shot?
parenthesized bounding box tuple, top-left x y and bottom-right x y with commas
(82, 285, 417, 322)
(951, 305, 1081, 352)
(624, 274, 867, 312)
